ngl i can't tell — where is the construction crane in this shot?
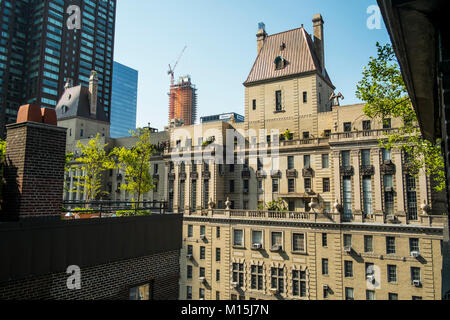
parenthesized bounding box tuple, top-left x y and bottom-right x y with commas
(168, 45, 187, 87)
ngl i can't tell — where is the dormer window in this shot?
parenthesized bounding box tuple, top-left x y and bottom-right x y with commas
(62, 105, 68, 113)
(274, 56, 286, 70)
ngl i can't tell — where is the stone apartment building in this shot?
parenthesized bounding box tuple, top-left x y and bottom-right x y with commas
(170, 15, 450, 300)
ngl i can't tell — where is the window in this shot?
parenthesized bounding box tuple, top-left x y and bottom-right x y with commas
(304, 178, 312, 190)
(216, 270, 220, 282)
(200, 225, 206, 237)
(288, 179, 295, 193)
(411, 267, 421, 283)
(303, 91, 307, 103)
(412, 296, 422, 300)
(186, 286, 192, 300)
(292, 233, 305, 252)
(292, 270, 307, 297)
(251, 265, 264, 291)
(387, 265, 397, 283)
(363, 176, 373, 215)
(366, 290, 376, 300)
(323, 178, 330, 193)
(252, 230, 263, 245)
(216, 227, 221, 239)
(271, 267, 284, 293)
(303, 132, 310, 139)
(323, 286, 329, 299)
(406, 175, 418, 220)
(344, 234, 352, 247)
(275, 56, 285, 70)
(216, 248, 221, 262)
(200, 246, 205, 260)
(252, 99, 257, 110)
(272, 179, 279, 193)
(382, 148, 392, 161)
(383, 118, 392, 129)
(384, 175, 394, 214)
(361, 149, 371, 166)
(188, 225, 193, 238)
(304, 155, 311, 168)
(324, 130, 331, 138)
(322, 154, 329, 169)
(410, 238, 420, 253)
(366, 263, 374, 277)
(216, 292, 220, 300)
(389, 293, 398, 300)
(199, 288, 205, 299)
(199, 267, 205, 278)
(386, 237, 396, 255)
(343, 177, 352, 219)
(288, 156, 294, 170)
(322, 259, 329, 275)
(187, 245, 193, 256)
(275, 90, 282, 111)
(344, 122, 352, 132)
(271, 232, 283, 248)
(129, 283, 151, 300)
(229, 180, 235, 193)
(364, 235, 373, 253)
(232, 263, 244, 287)
(233, 229, 244, 247)
(344, 261, 353, 278)
(322, 234, 328, 247)
(342, 151, 351, 167)
(345, 288, 354, 300)
(187, 265, 193, 279)
(362, 120, 371, 131)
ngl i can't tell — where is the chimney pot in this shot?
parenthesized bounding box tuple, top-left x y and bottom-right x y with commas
(312, 14, 325, 73)
(256, 22, 268, 55)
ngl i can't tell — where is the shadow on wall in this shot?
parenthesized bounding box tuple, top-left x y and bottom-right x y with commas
(0, 156, 20, 222)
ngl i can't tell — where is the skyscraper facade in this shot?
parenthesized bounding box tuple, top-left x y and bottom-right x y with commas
(169, 76, 197, 126)
(0, 0, 116, 137)
(110, 61, 138, 138)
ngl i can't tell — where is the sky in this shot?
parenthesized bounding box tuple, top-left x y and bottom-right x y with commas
(113, 0, 391, 131)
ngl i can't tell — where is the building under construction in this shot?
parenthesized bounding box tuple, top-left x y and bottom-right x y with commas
(169, 76, 197, 126)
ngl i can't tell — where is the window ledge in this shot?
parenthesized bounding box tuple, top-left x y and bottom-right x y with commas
(291, 251, 308, 255)
(274, 110, 286, 114)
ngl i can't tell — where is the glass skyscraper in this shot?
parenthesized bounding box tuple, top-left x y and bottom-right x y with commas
(110, 61, 138, 138)
(0, 0, 116, 137)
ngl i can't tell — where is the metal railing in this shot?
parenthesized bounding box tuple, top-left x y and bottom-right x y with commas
(62, 200, 169, 218)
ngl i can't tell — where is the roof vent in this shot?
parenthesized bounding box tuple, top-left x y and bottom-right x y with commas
(280, 42, 286, 51)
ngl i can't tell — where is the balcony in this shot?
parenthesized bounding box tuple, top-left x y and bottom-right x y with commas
(271, 170, 282, 179)
(340, 166, 354, 176)
(330, 128, 399, 143)
(302, 168, 314, 178)
(360, 165, 375, 176)
(286, 169, 298, 178)
(190, 172, 199, 180)
(178, 172, 187, 180)
(256, 170, 267, 179)
(202, 171, 211, 179)
(381, 160, 396, 175)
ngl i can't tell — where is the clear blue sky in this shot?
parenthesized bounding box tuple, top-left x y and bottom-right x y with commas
(113, 0, 390, 131)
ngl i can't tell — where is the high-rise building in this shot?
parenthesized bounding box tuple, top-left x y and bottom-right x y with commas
(169, 76, 197, 126)
(0, 0, 116, 137)
(110, 61, 138, 138)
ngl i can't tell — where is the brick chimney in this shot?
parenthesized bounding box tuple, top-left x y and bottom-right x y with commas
(312, 14, 325, 73)
(1, 105, 67, 221)
(256, 22, 268, 55)
(89, 70, 98, 116)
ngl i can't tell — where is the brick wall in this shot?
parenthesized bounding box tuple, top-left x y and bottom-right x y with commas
(2, 122, 67, 220)
(0, 250, 180, 300)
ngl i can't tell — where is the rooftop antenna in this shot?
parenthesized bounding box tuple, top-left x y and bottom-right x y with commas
(168, 45, 187, 87)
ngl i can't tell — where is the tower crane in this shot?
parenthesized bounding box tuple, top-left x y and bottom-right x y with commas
(168, 45, 187, 86)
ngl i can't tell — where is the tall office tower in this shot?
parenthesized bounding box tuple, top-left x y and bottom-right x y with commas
(110, 61, 138, 138)
(0, 0, 116, 137)
(169, 76, 197, 126)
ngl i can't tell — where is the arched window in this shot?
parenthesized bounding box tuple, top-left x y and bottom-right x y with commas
(274, 56, 286, 70)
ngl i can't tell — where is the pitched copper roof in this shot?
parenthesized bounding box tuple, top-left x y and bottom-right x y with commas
(244, 27, 333, 86)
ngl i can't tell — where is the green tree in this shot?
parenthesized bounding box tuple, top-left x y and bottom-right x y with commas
(112, 128, 156, 207)
(71, 134, 115, 203)
(356, 42, 445, 191)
